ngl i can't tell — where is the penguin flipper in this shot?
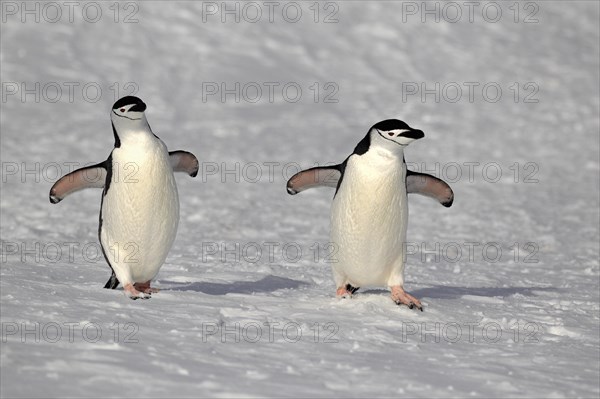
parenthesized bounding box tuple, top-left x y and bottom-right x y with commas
(49, 162, 107, 204)
(169, 151, 199, 177)
(287, 165, 342, 195)
(406, 171, 454, 207)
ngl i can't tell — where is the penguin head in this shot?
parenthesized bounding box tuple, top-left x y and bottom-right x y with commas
(110, 96, 149, 131)
(353, 119, 424, 156)
(369, 119, 424, 151)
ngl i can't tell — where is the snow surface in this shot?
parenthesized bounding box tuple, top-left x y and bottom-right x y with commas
(1, 1, 599, 398)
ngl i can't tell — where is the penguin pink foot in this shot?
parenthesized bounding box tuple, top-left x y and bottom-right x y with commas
(336, 284, 359, 299)
(134, 281, 160, 294)
(391, 286, 422, 311)
(124, 283, 151, 300)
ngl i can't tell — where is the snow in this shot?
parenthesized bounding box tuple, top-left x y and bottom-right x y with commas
(1, 1, 599, 397)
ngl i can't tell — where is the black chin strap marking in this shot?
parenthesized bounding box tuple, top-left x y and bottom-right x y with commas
(112, 110, 141, 121)
(377, 130, 407, 147)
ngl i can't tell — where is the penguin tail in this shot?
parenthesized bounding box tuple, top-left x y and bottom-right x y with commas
(103, 272, 120, 289)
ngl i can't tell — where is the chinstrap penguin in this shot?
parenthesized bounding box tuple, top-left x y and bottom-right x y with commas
(50, 96, 199, 299)
(287, 119, 454, 310)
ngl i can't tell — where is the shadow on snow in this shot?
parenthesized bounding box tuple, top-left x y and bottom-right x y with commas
(161, 275, 308, 295)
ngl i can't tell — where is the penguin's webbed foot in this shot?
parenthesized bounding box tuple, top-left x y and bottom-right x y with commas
(134, 281, 159, 294)
(391, 286, 423, 311)
(124, 283, 151, 300)
(336, 285, 358, 299)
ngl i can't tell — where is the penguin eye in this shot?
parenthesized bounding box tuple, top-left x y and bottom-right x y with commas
(120, 108, 125, 112)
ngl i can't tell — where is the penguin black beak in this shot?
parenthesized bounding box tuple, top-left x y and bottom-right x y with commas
(401, 129, 425, 140)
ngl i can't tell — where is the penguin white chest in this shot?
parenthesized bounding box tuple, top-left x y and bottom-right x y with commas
(100, 135, 179, 284)
(330, 151, 408, 287)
